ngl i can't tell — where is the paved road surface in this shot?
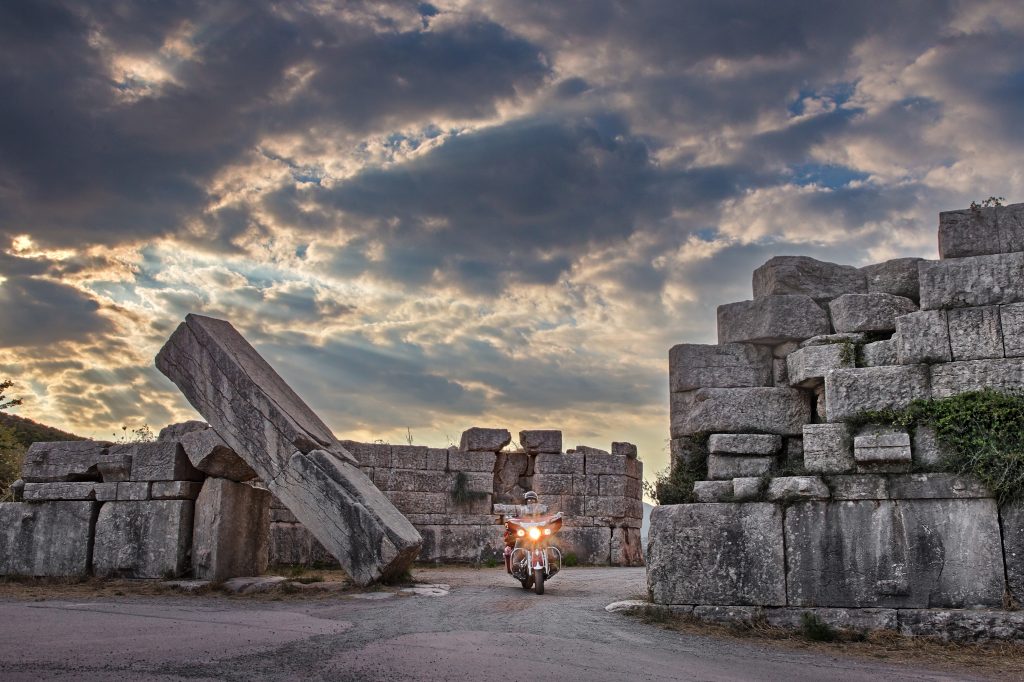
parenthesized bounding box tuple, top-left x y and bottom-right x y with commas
(0, 567, 980, 681)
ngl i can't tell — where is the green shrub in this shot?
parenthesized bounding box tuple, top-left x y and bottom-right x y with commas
(643, 434, 709, 505)
(853, 389, 1024, 505)
(0, 425, 24, 501)
(799, 612, 838, 642)
(562, 552, 579, 567)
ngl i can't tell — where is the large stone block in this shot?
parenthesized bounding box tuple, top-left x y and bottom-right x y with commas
(919, 251, 1024, 310)
(267, 522, 339, 567)
(671, 387, 811, 437)
(887, 473, 990, 499)
(93, 500, 194, 579)
(585, 452, 632, 476)
(22, 481, 115, 501)
(416, 524, 504, 563)
(390, 445, 429, 470)
(785, 499, 1005, 608)
(610, 527, 644, 567)
(765, 476, 829, 502)
(116, 441, 203, 482)
(20, 441, 122, 483)
(938, 202, 1024, 259)
(786, 343, 853, 388)
(911, 425, 949, 468)
(853, 429, 912, 472)
(826, 475, 890, 500)
(557, 526, 612, 565)
(151, 481, 203, 500)
(829, 293, 917, 333)
(534, 452, 585, 475)
(897, 609, 1024, 643)
(708, 433, 781, 456)
(192, 478, 271, 581)
(859, 339, 897, 367)
(493, 451, 529, 504)
(717, 295, 830, 345)
(448, 450, 497, 473)
(706, 455, 774, 480)
(861, 257, 925, 301)
(180, 428, 256, 481)
(946, 306, 1004, 361)
(930, 358, 1024, 398)
(338, 441, 391, 468)
(519, 430, 562, 454)
(647, 503, 786, 606)
(895, 309, 951, 365)
(825, 365, 931, 422)
(155, 314, 421, 585)
(459, 427, 510, 452)
(532, 473, 574, 496)
(158, 421, 208, 442)
(1002, 503, 1024, 604)
(802, 423, 854, 474)
(0, 502, 96, 577)
(752, 256, 866, 301)
(1000, 303, 1024, 358)
(693, 480, 733, 502)
(668, 343, 772, 391)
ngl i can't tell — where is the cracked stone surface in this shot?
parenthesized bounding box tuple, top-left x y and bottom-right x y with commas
(155, 313, 422, 585)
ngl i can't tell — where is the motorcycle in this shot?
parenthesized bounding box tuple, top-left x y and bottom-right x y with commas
(504, 512, 563, 595)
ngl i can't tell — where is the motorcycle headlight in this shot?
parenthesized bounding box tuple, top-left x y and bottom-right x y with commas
(527, 527, 541, 540)
(516, 529, 525, 537)
(543, 528, 551, 535)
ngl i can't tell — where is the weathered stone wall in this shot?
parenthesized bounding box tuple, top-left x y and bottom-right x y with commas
(0, 423, 270, 579)
(653, 202, 1024, 626)
(270, 429, 645, 567)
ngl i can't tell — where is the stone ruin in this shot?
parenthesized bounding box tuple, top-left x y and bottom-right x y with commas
(648, 202, 1024, 640)
(0, 315, 644, 583)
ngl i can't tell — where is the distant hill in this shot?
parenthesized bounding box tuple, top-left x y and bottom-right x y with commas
(0, 413, 85, 448)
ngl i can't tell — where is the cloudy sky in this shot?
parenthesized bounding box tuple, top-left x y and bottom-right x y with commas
(1, 1, 1022, 479)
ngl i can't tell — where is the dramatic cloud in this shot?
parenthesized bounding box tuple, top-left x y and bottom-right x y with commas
(1, 0, 1023, 480)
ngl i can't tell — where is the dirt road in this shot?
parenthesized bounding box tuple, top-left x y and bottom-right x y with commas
(0, 567, 985, 681)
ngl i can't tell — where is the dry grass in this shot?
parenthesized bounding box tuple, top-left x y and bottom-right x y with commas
(635, 611, 1024, 681)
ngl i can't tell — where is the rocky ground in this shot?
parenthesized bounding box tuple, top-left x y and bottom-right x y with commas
(0, 567, 1019, 681)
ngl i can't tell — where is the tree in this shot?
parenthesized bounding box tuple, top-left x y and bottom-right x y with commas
(0, 378, 22, 412)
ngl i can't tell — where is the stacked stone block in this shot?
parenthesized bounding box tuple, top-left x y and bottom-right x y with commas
(653, 203, 1024, 634)
(0, 423, 270, 580)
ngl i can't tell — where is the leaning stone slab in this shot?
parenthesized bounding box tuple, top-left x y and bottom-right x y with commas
(947, 306, 1004, 361)
(765, 476, 829, 502)
(459, 427, 510, 452)
(930, 358, 1024, 398)
(919, 251, 1024, 310)
(717, 295, 830, 345)
(752, 256, 866, 302)
(895, 309, 951, 365)
(938, 202, 1024, 259)
(669, 343, 772, 391)
(786, 343, 853, 388)
(672, 387, 811, 437)
(519, 430, 561, 454)
(708, 433, 781, 456)
(0, 502, 96, 577)
(93, 500, 194, 578)
(861, 257, 925, 302)
(1002, 503, 1024, 604)
(180, 428, 257, 481)
(785, 499, 1005, 608)
(192, 478, 271, 581)
(155, 313, 422, 585)
(708, 456, 770, 477)
(798, 421, 856, 475)
(829, 293, 917, 333)
(693, 480, 733, 502)
(825, 365, 931, 423)
(647, 503, 786, 606)
(20, 441, 120, 483)
(1000, 303, 1024, 358)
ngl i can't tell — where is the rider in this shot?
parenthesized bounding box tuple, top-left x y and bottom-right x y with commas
(503, 490, 543, 573)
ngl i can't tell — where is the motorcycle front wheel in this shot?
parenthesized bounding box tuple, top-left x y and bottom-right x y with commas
(533, 567, 545, 595)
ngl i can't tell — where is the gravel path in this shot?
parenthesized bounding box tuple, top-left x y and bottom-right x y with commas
(0, 567, 984, 681)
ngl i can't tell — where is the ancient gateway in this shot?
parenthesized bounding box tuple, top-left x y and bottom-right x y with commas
(649, 202, 1024, 640)
(0, 316, 644, 583)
